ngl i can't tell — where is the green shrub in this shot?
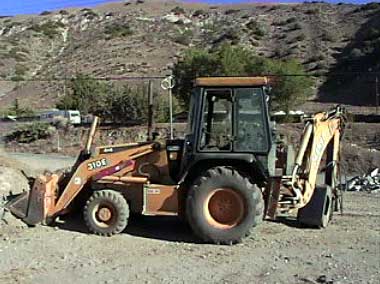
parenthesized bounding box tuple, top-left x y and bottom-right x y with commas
(59, 10, 69, 15)
(286, 17, 297, 24)
(171, 6, 185, 14)
(246, 20, 266, 38)
(192, 9, 206, 17)
(107, 85, 181, 124)
(104, 23, 133, 39)
(295, 33, 306, 41)
(8, 47, 27, 61)
(363, 27, 380, 41)
(56, 74, 109, 116)
(6, 122, 55, 143)
(225, 9, 240, 15)
(172, 29, 193, 45)
(56, 74, 180, 124)
(10, 75, 24, 82)
(39, 11, 52, 16)
(172, 44, 313, 111)
(305, 9, 319, 15)
(359, 2, 380, 11)
(309, 54, 325, 62)
(29, 21, 65, 39)
(6, 99, 35, 117)
(15, 64, 29, 76)
(217, 27, 241, 44)
(350, 48, 364, 58)
(322, 31, 337, 42)
(315, 62, 328, 71)
(289, 22, 302, 31)
(81, 8, 98, 19)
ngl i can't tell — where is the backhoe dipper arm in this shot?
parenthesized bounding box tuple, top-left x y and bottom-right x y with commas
(291, 106, 346, 207)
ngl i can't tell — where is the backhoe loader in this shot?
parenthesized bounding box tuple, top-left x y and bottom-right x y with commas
(1, 76, 346, 244)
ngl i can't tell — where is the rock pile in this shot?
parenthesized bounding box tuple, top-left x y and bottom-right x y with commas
(0, 155, 35, 198)
(346, 168, 380, 192)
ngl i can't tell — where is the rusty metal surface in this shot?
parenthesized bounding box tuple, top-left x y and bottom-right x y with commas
(204, 188, 245, 229)
(5, 174, 59, 225)
(4, 191, 29, 219)
(265, 177, 282, 220)
(143, 184, 178, 216)
(50, 143, 157, 217)
(195, 77, 269, 87)
(133, 149, 172, 184)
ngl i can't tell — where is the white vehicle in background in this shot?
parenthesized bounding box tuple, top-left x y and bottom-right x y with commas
(40, 110, 81, 125)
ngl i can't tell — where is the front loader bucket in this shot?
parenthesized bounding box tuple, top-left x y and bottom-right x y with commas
(4, 174, 59, 226)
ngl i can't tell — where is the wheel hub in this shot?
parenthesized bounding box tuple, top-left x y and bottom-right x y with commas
(205, 188, 245, 229)
(97, 207, 112, 222)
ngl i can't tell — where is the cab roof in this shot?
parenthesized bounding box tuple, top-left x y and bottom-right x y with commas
(194, 77, 269, 87)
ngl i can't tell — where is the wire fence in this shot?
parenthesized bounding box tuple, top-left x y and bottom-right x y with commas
(0, 73, 379, 117)
(0, 74, 378, 176)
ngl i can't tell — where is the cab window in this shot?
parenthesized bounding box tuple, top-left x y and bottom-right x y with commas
(185, 91, 196, 135)
(199, 89, 233, 151)
(235, 88, 268, 152)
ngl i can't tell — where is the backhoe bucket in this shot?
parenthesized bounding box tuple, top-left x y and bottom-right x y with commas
(4, 174, 59, 226)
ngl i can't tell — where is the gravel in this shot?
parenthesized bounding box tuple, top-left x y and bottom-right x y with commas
(0, 192, 379, 284)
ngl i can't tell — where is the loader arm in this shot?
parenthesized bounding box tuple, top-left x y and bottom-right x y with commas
(50, 116, 157, 216)
(4, 117, 160, 225)
(291, 106, 346, 207)
(50, 144, 156, 216)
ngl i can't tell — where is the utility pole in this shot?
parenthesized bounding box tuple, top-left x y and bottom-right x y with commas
(376, 75, 379, 115)
(147, 80, 153, 141)
(161, 76, 175, 140)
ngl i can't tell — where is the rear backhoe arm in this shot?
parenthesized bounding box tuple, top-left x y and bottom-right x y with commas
(290, 106, 346, 207)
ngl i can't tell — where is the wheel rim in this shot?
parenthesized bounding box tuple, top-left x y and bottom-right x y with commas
(92, 202, 117, 228)
(204, 188, 245, 229)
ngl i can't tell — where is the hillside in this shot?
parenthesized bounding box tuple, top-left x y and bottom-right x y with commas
(0, 0, 379, 109)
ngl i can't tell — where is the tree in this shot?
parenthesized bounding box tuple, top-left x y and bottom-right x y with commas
(7, 98, 35, 117)
(268, 60, 313, 112)
(56, 74, 181, 124)
(172, 48, 221, 105)
(172, 44, 313, 111)
(109, 84, 182, 123)
(57, 74, 109, 117)
(108, 85, 147, 123)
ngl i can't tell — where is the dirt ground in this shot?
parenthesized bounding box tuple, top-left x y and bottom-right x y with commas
(0, 192, 379, 284)
(0, 121, 379, 284)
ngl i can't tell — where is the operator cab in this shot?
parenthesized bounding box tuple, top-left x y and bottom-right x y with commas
(166, 77, 273, 182)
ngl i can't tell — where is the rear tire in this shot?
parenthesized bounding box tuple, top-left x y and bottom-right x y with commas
(186, 167, 264, 244)
(84, 190, 129, 236)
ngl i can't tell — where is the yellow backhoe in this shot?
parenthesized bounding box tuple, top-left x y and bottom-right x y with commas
(2, 77, 346, 244)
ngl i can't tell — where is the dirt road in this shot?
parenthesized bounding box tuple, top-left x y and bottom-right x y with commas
(0, 192, 379, 284)
(0, 152, 75, 172)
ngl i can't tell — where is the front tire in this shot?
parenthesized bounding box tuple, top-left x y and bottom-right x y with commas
(84, 190, 129, 236)
(186, 167, 264, 244)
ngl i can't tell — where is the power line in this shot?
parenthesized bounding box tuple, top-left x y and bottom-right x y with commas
(1, 72, 380, 82)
